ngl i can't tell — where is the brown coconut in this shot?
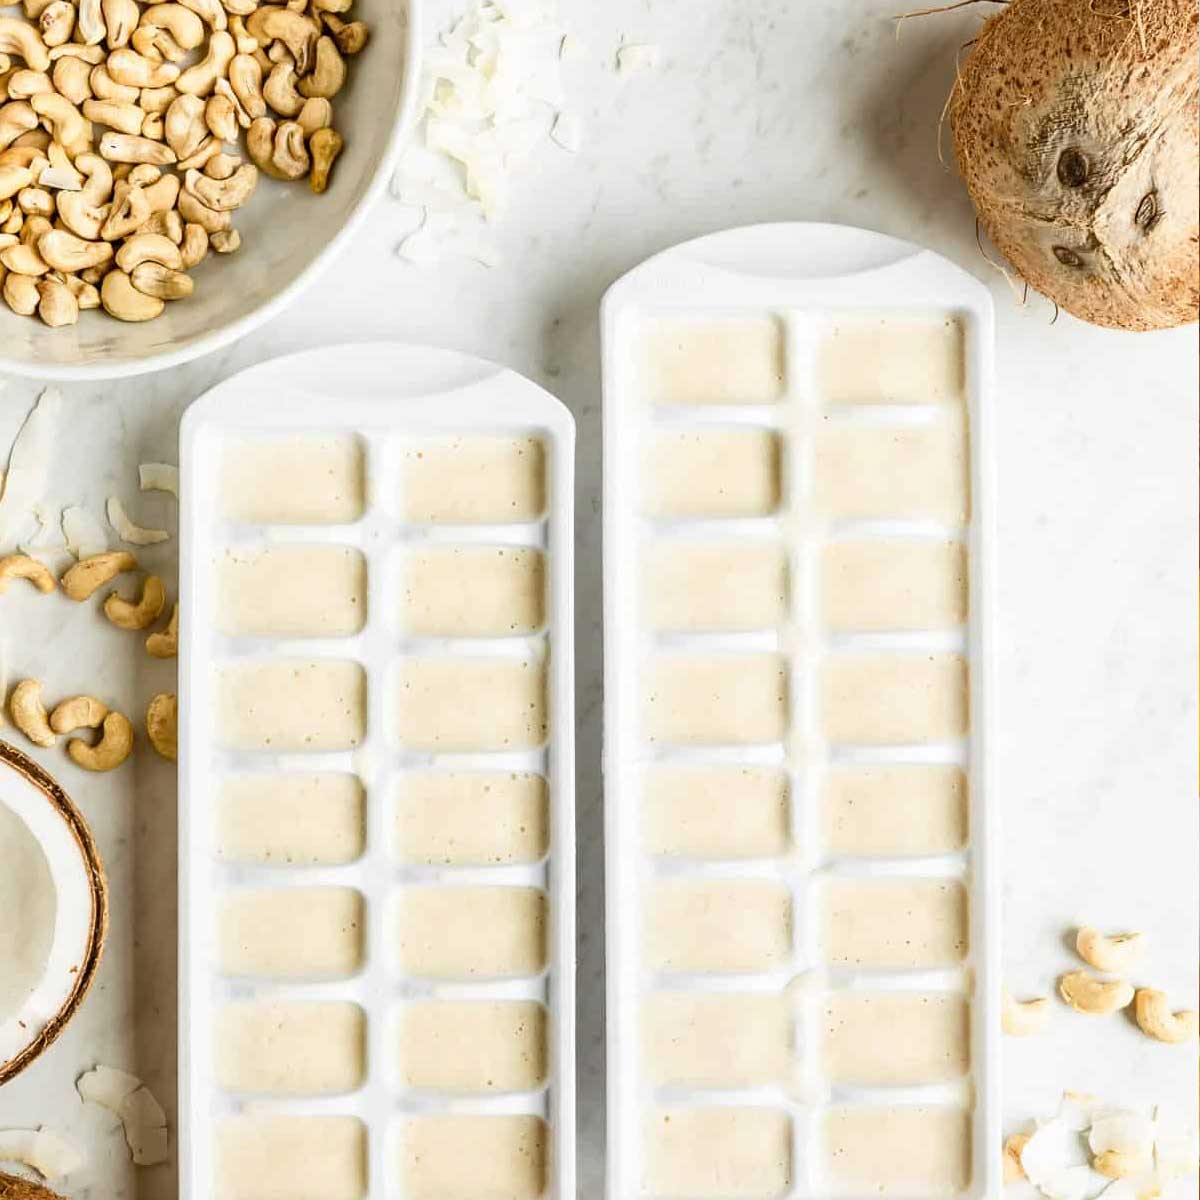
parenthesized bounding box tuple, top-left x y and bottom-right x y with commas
(950, 0, 1199, 330)
(0, 1175, 66, 1200)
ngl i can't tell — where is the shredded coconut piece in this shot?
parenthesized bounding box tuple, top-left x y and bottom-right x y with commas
(0, 388, 61, 551)
(62, 506, 109, 558)
(616, 42, 659, 76)
(550, 110, 581, 152)
(18, 504, 66, 557)
(138, 463, 180, 499)
(0, 1127, 86, 1180)
(106, 497, 169, 546)
(77, 1066, 169, 1167)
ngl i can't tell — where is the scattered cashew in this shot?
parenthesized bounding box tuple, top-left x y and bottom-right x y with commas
(67, 710, 134, 771)
(0, 551, 56, 592)
(1002, 989, 1052, 1036)
(179, 219, 206, 266)
(103, 572, 166, 628)
(1133, 989, 1199, 1044)
(99, 130, 177, 165)
(9, 678, 55, 745)
(146, 691, 176, 760)
(184, 159, 254, 208)
(1075, 928, 1144, 975)
(39, 227, 113, 271)
(145, 601, 177, 657)
(131, 258, 191, 295)
(101, 264, 163, 318)
(49, 693, 108, 734)
(1003, 1134, 1029, 1184)
(209, 226, 238, 252)
(1058, 970, 1134, 1016)
(297, 35, 343, 98)
(61, 548, 137, 600)
(36, 272, 77, 323)
(177, 182, 227, 231)
(308, 124, 340, 193)
(116, 229, 180, 269)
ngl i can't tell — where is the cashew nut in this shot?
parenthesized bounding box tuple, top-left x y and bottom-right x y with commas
(61, 549, 137, 599)
(203, 90, 236, 141)
(1075, 928, 1145, 975)
(99, 178, 150, 237)
(61, 269, 99, 307)
(38, 227, 112, 271)
(30, 90, 90, 157)
(103, 572, 166, 628)
(1003, 1134, 1029, 1184)
(245, 7, 318, 72)
(0, 161, 33, 201)
(49, 693, 108, 734)
(128, 161, 159, 186)
(99, 130, 176, 165)
(209, 226, 237, 252)
(175, 29, 233, 97)
(47, 42, 105, 64)
(75, 0, 104, 45)
(2, 267, 37, 311)
(202, 149, 240, 178)
(52, 54, 93, 104)
(142, 3, 204, 50)
(145, 601, 177, 657)
(226, 52, 263, 119)
(106, 47, 178, 88)
(139, 205, 182, 242)
(146, 691, 176, 760)
(116, 229, 180, 270)
(308, 124, 340, 193)
(263, 59, 303, 116)
(17, 184, 53, 216)
(6, 69, 54, 100)
(100, 0, 139, 48)
(297, 35, 343, 99)
(139, 82, 177, 113)
(36, 272, 76, 323)
(0, 17, 51, 70)
(179, 219, 205, 265)
(89, 63, 137, 102)
(1002, 989, 1052, 1036)
(1133, 989, 1199, 1044)
(322, 14, 367, 55)
(1, 236, 48, 274)
(38, 2, 76, 50)
(184, 160, 254, 209)
(131, 258, 191, 297)
(68, 710, 133, 771)
(270, 118, 306, 178)
(0, 552, 56, 592)
(141, 168, 179, 211)
(9, 678, 55, 745)
(176, 182, 227, 230)
(177, 0, 226, 33)
(164, 91, 205, 158)
(82, 96, 142, 133)
(1093, 1149, 1151, 1180)
(1058, 970, 1134, 1016)
(100, 265, 162, 318)
(0, 101, 39, 153)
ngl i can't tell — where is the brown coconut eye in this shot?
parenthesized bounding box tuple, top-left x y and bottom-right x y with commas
(1053, 245, 1084, 267)
(1057, 148, 1090, 188)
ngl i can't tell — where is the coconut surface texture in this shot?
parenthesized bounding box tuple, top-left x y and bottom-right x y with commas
(0, 1175, 65, 1200)
(951, 0, 1199, 330)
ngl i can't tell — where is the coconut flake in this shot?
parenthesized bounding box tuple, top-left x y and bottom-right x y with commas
(1089, 1112, 1155, 1161)
(77, 1066, 169, 1167)
(106, 497, 169, 546)
(0, 1128, 86, 1180)
(1152, 1106, 1199, 1180)
(138, 463, 179, 499)
(1021, 1099, 1110, 1200)
(18, 504, 66, 557)
(0, 388, 62, 551)
(77, 1064, 142, 1109)
(550, 110, 581, 152)
(62, 506, 108, 559)
(616, 42, 659, 76)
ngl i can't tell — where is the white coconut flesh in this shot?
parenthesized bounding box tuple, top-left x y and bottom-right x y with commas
(0, 761, 99, 1077)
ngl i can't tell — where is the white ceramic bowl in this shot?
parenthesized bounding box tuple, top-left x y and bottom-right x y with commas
(0, 0, 421, 381)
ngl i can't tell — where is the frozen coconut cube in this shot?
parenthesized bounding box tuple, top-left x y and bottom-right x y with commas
(393, 771, 548, 866)
(644, 428, 781, 518)
(639, 315, 786, 406)
(821, 765, 967, 858)
(218, 886, 364, 979)
(818, 317, 965, 405)
(820, 652, 968, 745)
(643, 653, 789, 746)
(821, 539, 967, 631)
(813, 412, 968, 523)
(643, 539, 788, 631)
(399, 435, 545, 524)
(395, 1000, 547, 1092)
(217, 773, 365, 866)
(216, 659, 366, 752)
(818, 877, 968, 970)
(215, 544, 366, 637)
(398, 544, 545, 637)
(820, 1106, 971, 1198)
(221, 434, 364, 524)
(395, 655, 548, 751)
(396, 1115, 547, 1200)
(215, 1001, 365, 1095)
(643, 992, 791, 1088)
(214, 1115, 367, 1200)
(394, 886, 547, 980)
(819, 991, 969, 1086)
(643, 1106, 792, 1199)
(645, 878, 792, 974)
(643, 764, 790, 859)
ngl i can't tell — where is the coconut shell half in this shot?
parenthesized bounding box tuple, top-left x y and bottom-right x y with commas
(0, 1174, 67, 1200)
(0, 739, 108, 1086)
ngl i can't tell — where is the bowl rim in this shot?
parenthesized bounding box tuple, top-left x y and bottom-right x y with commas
(0, 3, 424, 384)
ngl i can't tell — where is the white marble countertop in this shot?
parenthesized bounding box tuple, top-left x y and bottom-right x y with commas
(0, 1, 1196, 1197)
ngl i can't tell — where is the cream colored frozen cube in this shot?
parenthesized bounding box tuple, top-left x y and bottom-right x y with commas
(216, 659, 366, 752)
(643, 539, 788, 631)
(643, 653, 789, 746)
(821, 539, 967, 631)
(643, 765, 790, 859)
(644, 428, 781, 518)
(820, 652, 968, 745)
(819, 878, 968, 970)
(813, 413, 968, 523)
(394, 886, 547, 979)
(643, 992, 791, 1088)
(399, 436, 545, 524)
(396, 1000, 547, 1093)
(643, 1107, 792, 1199)
(221, 435, 365, 525)
(821, 765, 967, 858)
(398, 544, 545, 637)
(639, 315, 786, 406)
(394, 655, 548, 751)
(396, 1115, 547, 1200)
(218, 886, 364, 979)
(818, 318, 964, 405)
(217, 773, 365, 866)
(215, 544, 367, 637)
(646, 879, 792, 974)
(819, 991, 969, 1086)
(215, 1001, 366, 1095)
(215, 1115, 367, 1200)
(820, 1106, 971, 1198)
(393, 771, 548, 866)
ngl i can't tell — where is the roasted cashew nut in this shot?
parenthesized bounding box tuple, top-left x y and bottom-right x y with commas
(30, 90, 90, 156)
(0, 551, 56, 592)
(184, 160, 254, 209)
(245, 7, 318, 72)
(2, 269, 38, 312)
(99, 179, 151, 238)
(106, 47, 179, 89)
(9, 678, 55, 746)
(82, 98, 144, 135)
(0, 17, 51, 71)
(146, 691, 177, 760)
(226, 53, 264, 119)
(164, 91, 205, 158)
(68, 710, 134, 771)
(99, 130, 177, 165)
(101, 266, 163, 319)
(52, 56, 93, 103)
(1075, 927, 1144, 974)
(38, 227, 113, 271)
(61, 549, 137, 600)
(1001, 989, 1051, 1036)
(103, 572, 166, 628)
(131, 259, 192, 297)
(263, 60, 303, 116)
(36, 273, 76, 324)
(175, 29, 233, 97)
(1133, 988, 1199, 1044)
(1058, 970, 1134, 1016)
(49, 693, 108, 734)
(116, 229, 181, 270)
(101, 0, 140, 48)
(145, 601, 178, 658)
(209, 226, 238, 252)
(297, 35, 343, 99)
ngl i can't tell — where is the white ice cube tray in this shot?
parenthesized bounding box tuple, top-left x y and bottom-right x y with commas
(178, 344, 576, 1200)
(602, 224, 998, 1200)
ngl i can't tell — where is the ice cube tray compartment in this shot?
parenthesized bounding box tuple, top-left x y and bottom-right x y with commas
(602, 225, 997, 1200)
(179, 345, 576, 1200)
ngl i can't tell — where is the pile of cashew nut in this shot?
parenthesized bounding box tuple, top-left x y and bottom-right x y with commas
(0, 0, 366, 325)
(1, 549, 178, 766)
